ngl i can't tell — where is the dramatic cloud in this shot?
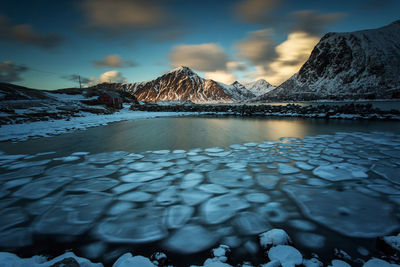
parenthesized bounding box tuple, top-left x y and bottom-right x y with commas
(0, 61, 29, 83)
(236, 29, 277, 65)
(93, 54, 137, 68)
(227, 61, 247, 72)
(289, 10, 345, 35)
(248, 32, 319, 85)
(234, 1, 344, 36)
(82, 0, 166, 29)
(170, 43, 229, 72)
(80, 0, 181, 40)
(0, 15, 62, 49)
(234, 0, 283, 24)
(205, 71, 237, 85)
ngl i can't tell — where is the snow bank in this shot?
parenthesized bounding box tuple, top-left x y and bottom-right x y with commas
(0, 107, 196, 142)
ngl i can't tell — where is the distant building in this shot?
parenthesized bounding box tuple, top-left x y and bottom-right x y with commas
(97, 92, 123, 109)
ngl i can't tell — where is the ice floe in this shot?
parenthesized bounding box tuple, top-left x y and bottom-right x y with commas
(163, 225, 217, 254)
(284, 185, 399, 237)
(201, 194, 250, 224)
(312, 163, 368, 181)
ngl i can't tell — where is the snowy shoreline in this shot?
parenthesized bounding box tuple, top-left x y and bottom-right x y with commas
(2, 102, 400, 143)
(0, 107, 197, 142)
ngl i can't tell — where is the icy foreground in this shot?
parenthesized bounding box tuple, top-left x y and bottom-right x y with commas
(0, 132, 400, 265)
(1, 229, 399, 266)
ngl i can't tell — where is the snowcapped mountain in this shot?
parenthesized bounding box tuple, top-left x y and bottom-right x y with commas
(258, 20, 400, 101)
(91, 67, 255, 103)
(243, 79, 276, 96)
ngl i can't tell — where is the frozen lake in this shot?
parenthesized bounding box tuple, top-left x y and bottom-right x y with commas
(0, 117, 400, 266)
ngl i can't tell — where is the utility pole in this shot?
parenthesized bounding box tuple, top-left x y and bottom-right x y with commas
(78, 75, 82, 89)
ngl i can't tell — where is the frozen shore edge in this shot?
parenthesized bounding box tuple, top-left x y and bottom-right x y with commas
(1, 229, 398, 267)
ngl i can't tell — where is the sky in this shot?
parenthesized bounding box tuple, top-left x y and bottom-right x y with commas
(0, 0, 399, 89)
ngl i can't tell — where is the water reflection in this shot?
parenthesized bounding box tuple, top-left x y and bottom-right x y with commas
(1, 117, 400, 155)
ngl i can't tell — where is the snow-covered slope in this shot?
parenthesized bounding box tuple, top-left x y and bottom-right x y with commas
(221, 81, 256, 100)
(243, 79, 276, 96)
(91, 67, 255, 103)
(259, 20, 400, 101)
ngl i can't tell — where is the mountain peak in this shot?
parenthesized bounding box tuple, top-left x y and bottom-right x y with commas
(166, 66, 197, 76)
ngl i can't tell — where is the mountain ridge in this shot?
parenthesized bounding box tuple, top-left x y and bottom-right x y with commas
(90, 66, 261, 103)
(258, 20, 400, 101)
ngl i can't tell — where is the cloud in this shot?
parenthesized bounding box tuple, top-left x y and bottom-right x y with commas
(64, 71, 127, 87)
(227, 61, 247, 72)
(0, 61, 29, 83)
(236, 29, 277, 65)
(233, 1, 344, 36)
(80, 0, 181, 40)
(360, 0, 395, 10)
(234, 0, 283, 24)
(247, 32, 319, 85)
(99, 70, 126, 83)
(0, 15, 62, 49)
(81, 0, 166, 29)
(205, 71, 237, 85)
(169, 43, 229, 72)
(93, 54, 137, 68)
(289, 10, 345, 35)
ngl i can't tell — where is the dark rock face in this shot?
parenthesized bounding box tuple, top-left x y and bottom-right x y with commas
(90, 67, 254, 103)
(259, 20, 400, 101)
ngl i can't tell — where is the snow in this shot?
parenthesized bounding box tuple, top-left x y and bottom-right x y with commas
(0, 251, 102, 267)
(259, 229, 292, 248)
(113, 253, 155, 267)
(243, 79, 276, 96)
(0, 108, 197, 142)
(268, 245, 303, 267)
(328, 260, 351, 267)
(383, 233, 400, 251)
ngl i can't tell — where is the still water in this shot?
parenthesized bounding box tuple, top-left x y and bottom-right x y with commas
(0, 117, 400, 266)
(1, 116, 400, 155)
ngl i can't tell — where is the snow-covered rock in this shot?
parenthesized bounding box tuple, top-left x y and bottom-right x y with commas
(259, 20, 400, 100)
(382, 233, 400, 251)
(113, 253, 155, 267)
(0, 251, 102, 267)
(328, 260, 351, 267)
(243, 79, 276, 97)
(267, 245, 303, 267)
(91, 66, 254, 103)
(259, 229, 292, 248)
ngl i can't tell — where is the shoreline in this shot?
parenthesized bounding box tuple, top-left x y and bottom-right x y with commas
(1, 229, 398, 267)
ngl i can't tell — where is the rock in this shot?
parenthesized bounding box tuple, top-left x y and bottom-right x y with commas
(50, 257, 80, 267)
(113, 253, 155, 267)
(267, 245, 303, 267)
(259, 229, 292, 248)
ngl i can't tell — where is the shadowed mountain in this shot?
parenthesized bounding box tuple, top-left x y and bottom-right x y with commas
(258, 20, 400, 101)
